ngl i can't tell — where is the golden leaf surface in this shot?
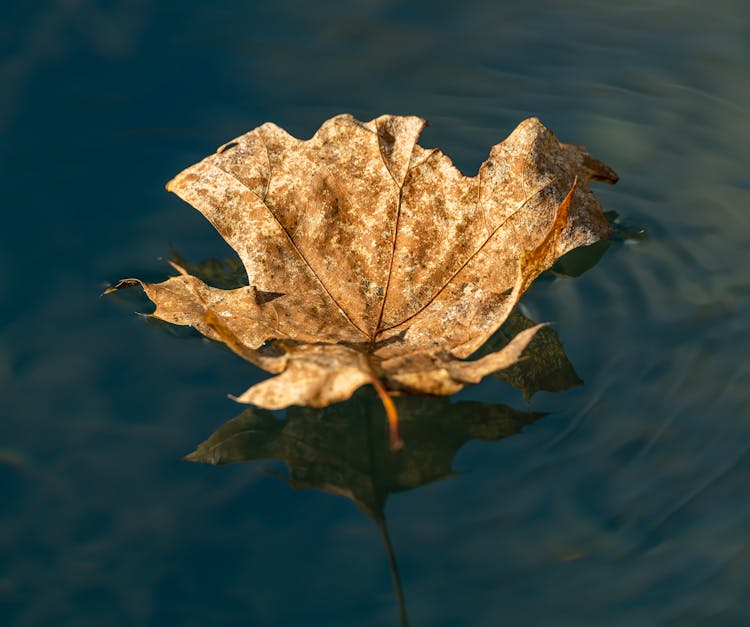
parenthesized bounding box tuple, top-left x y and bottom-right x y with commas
(108, 114, 617, 446)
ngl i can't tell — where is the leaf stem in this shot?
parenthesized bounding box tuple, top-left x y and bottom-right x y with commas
(370, 376, 403, 450)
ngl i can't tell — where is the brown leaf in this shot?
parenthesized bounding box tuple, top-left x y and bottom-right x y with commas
(108, 114, 616, 446)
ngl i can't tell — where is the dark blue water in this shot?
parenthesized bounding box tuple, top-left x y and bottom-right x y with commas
(3, 1, 750, 625)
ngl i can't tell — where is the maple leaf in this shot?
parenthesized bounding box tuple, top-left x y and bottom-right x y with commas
(107, 114, 616, 448)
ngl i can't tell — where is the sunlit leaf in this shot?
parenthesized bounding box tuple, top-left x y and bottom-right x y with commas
(108, 114, 616, 446)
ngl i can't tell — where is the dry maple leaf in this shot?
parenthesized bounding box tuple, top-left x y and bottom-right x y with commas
(107, 114, 617, 448)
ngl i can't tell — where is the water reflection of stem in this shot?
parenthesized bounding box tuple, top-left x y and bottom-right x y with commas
(374, 513, 409, 627)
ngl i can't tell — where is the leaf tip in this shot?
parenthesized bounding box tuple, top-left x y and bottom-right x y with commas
(101, 278, 142, 296)
(582, 154, 619, 185)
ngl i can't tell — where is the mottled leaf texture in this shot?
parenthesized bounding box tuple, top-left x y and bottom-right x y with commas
(108, 114, 616, 447)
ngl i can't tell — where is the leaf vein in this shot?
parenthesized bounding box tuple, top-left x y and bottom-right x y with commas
(208, 162, 369, 341)
(378, 182, 552, 335)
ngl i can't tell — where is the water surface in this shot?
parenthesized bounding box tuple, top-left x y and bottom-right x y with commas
(2, 1, 749, 625)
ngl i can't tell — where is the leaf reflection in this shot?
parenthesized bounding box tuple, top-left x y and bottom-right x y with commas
(478, 308, 582, 401)
(186, 391, 544, 519)
(186, 392, 544, 627)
